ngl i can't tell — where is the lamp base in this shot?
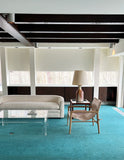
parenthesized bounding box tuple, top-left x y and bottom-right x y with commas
(76, 86, 84, 102)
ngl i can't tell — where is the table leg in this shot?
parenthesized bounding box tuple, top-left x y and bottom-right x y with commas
(44, 117, 47, 136)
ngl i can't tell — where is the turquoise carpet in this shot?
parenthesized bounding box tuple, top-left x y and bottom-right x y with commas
(0, 105, 124, 160)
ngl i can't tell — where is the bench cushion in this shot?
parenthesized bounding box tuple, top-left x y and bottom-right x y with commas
(0, 102, 59, 110)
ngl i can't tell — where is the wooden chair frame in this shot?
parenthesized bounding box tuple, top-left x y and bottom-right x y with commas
(67, 101, 101, 134)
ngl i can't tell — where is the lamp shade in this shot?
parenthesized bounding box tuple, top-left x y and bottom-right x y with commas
(72, 70, 87, 85)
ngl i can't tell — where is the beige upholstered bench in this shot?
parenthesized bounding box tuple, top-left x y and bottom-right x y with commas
(0, 95, 64, 119)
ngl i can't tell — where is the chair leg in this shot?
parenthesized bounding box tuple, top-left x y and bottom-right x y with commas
(92, 118, 94, 126)
(67, 107, 70, 126)
(97, 113, 100, 134)
(67, 112, 69, 126)
(97, 120, 100, 134)
(69, 112, 72, 134)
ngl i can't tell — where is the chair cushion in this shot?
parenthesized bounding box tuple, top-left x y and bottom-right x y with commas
(0, 102, 59, 110)
(72, 111, 96, 121)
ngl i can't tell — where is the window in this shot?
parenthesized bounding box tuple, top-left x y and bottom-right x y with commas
(36, 71, 93, 86)
(99, 51, 119, 86)
(99, 71, 118, 86)
(8, 71, 30, 85)
(36, 71, 74, 85)
(7, 48, 30, 86)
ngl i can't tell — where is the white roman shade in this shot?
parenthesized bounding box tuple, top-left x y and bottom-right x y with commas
(100, 49, 119, 71)
(99, 49, 119, 86)
(7, 48, 30, 71)
(36, 48, 94, 71)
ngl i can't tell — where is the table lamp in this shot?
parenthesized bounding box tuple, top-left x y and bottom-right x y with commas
(72, 70, 86, 102)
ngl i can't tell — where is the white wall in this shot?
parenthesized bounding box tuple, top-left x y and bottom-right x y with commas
(0, 0, 124, 14)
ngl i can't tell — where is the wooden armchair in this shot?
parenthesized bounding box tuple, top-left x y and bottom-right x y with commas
(67, 98, 101, 134)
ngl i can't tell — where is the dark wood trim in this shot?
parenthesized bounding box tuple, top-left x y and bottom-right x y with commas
(7, 86, 117, 103)
(64, 87, 93, 102)
(36, 86, 93, 102)
(99, 87, 107, 102)
(8, 86, 30, 95)
(99, 87, 117, 104)
(36, 87, 64, 97)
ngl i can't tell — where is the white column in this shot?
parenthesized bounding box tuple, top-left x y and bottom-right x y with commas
(116, 56, 124, 107)
(29, 48, 36, 95)
(93, 48, 101, 99)
(0, 47, 8, 95)
(121, 60, 124, 108)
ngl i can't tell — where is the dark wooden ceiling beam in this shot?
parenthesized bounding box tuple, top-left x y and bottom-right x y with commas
(0, 39, 18, 42)
(1, 14, 124, 44)
(23, 33, 124, 38)
(0, 33, 14, 37)
(0, 15, 34, 46)
(0, 38, 119, 43)
(0, 32, 121, 43)
(1, 32, 124, 39)
(15, 14, 124, 23)
(28, 39, 119, 43)
(17, 24, 124, 32)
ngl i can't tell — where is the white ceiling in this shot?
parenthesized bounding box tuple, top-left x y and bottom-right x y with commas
(1, 0, 124, 54)
(0, 0, 124, 14)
